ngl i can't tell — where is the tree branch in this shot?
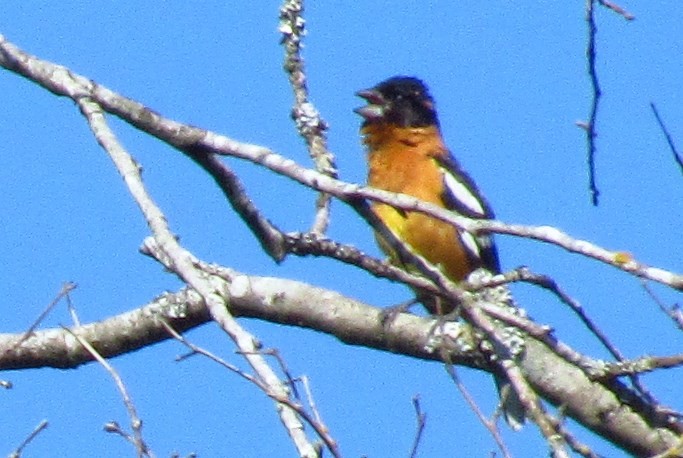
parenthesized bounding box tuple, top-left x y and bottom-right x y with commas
(1, 271, 681, 456)
(1, 35, 679, 290)
(75, 95, 319, 458)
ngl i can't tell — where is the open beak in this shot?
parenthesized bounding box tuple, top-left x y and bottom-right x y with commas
(354, 88, 386, 121)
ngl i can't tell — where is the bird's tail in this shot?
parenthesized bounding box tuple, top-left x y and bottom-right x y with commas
(495, 373, 526, 431)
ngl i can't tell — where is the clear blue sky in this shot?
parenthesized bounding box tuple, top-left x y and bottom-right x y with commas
(0, 2, 681, 457)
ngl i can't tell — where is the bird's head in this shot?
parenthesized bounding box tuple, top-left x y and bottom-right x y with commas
(354, 76, 439, 128)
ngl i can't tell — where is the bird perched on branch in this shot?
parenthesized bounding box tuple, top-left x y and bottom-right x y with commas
(354, 76, 525, 430)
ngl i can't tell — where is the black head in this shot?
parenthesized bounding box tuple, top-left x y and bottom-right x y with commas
(355, 76, 439, 128)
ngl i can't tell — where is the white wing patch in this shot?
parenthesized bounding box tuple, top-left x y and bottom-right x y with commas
(460, 231, 482, 260)
(441, 167, 486, 216)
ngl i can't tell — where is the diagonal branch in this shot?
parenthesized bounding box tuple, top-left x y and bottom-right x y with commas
(66, 327, 153, 458)
(0, 35, 679, 290)
(650, 102, 683, 176)
(183, 148, 287, 261)
(75, 96, 319, 458)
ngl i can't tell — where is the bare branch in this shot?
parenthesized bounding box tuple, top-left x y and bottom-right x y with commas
(445, 365, 511, 458)
(593, 354, 683, 378)
(579, 1, 635, 204)
(74, 96, 320, 458)
(408, 395, 429, 458)
(597, 0, 635, 20)
(279, 0, 337, 235)
(642, 281, 683, 331)
(183, 150, 287, 261)
(650, 102, 683, 176)
(8, 419, 49, 458)
(161, 320, 339, 458)
(262, 348, 302, 400)
(13, 282, 77, 350)
(298, 376, 322, 428)
(510, 268, 659, 403)
(0, 36, 679, 290)
(548, 416, 601, 458)
(65, 328, 153, 458)
(582, 0, 602, 206)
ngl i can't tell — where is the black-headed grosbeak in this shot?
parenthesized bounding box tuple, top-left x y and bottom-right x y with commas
(355, 76, 524, 429)
(355, 76, 500, 304)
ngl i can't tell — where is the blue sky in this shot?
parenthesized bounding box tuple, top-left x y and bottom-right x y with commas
(0, 2, 681, 457)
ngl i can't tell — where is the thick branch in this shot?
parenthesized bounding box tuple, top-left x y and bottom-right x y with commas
(0, 273, 680, 456)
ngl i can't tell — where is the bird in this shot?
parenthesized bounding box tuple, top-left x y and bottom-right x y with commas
(354, 76, 525, 430)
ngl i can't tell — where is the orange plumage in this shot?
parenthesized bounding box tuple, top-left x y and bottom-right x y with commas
(355, 76, 500, 296)
(355, 76, 525, 430)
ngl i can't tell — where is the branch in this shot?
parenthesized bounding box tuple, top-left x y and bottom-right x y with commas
(279, 0, 337, 234)
(161, 321, 338, 457)
(1, 271, 681, 456)
(650, 102, 683, 176)
(597, 0, 635, 20)
(74, 96, 320, 458)
(1, 32, 681, 457)
(581, 0, 602, 206)
(8, 420, 49, 458)
(579, 0, 635, 205)
(66, 327, 153, 458)
(0, 35, 679, 290)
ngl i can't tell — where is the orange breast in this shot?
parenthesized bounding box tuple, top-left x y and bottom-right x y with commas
(363, 124, 474, 281)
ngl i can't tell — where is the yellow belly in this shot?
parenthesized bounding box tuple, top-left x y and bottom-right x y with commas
(372, 202, 473, 281)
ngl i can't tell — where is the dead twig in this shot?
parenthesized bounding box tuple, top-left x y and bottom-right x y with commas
(650, 102, 683, 176)
(65, 328, 153, 458)
(408, 395, 428, 458)
(12, 282, 77, 350)
(8, 419, 49, 458)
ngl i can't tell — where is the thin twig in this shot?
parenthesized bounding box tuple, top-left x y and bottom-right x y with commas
(597, 353, 683, 378)
(580, 1, 635, 203)
(64, 284, 81, 327)
(642, 280, 683, 331)
(183, 149, 287, 261)
(547, 416, 601, 458)
(583, 0, 601, 206)
(516, 269, 623, 359)
(501, 268, 660, 401)
(261, 348, 301, 400)
(521, 269, 668, 401)
(161, 320, 340, 458)
(161, 319, 267, 386)
(65, 327, 152, 458)
(8, 419, 49, 458)
(103, 421, 140, 451)
(650, 102, 683, 176)
(13, 282, 77, 350)
(299, 376, 323, 426)
(597, 0, 635, 20)
(408, 395, 428, 458)
(444, 365, 511, 458)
